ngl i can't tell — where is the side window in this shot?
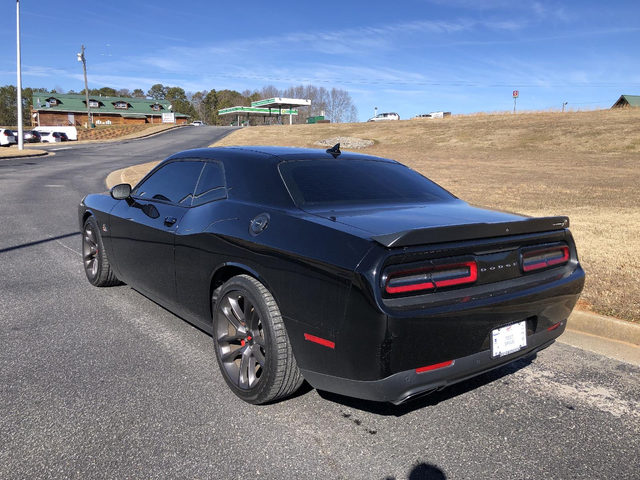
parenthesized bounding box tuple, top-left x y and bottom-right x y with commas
(132, 161, 204, 205)
(192, 162, 226, 206)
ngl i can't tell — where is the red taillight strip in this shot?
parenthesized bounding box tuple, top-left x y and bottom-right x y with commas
(522, 246, 569, 272)
(385, 261, 477, 294)
(386, 280, 435, 294)
(303, 333, 335, 349)
(416, 360, 454, 374)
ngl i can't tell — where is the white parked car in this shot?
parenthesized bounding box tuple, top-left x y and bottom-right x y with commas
(191, 121, 206, 126)
(40, 131, 62, 143)
(367, 112, 400, 122)
(35, 126, 78, 141)
(1, 128, 17, 147)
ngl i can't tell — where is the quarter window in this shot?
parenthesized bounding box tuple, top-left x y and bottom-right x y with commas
(193, 162, 226, 206)
(132, 161, 204, 205)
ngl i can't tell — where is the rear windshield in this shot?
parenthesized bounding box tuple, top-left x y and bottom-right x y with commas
(279, 159, 455, 208)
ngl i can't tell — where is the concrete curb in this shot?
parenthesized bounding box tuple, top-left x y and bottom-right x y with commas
(0, 149, 50, 160)
(105, 168, 126, 189)
(567, 310, 640, 346)
(114, 124, 184, 142)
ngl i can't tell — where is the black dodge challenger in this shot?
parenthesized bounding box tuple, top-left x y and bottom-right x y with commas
(79, 145, 585, 405)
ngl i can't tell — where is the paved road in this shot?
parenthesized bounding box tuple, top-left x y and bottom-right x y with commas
(1, 128, 639, 479)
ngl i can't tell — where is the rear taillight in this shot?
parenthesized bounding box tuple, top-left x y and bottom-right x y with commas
(385, 261, 478, 295)
(521, 245, 569, 272)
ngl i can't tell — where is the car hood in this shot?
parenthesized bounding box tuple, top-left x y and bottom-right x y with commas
(310, 200, 526, 236)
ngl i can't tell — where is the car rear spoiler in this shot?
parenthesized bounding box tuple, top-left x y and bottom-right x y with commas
(371, 216, 570, 248)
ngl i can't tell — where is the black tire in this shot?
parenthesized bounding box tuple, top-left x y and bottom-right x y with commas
(213, 275, 303, 404)
(82, 216, 120, 287)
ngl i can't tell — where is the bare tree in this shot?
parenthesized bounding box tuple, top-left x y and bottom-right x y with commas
(347, 104, 359, 123)
(260, 85, 281, 99)
(326, 87, 355, 124)
(190, 90, 208, 122)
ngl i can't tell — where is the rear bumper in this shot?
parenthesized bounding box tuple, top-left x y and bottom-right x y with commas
(300, 322, 564, 404)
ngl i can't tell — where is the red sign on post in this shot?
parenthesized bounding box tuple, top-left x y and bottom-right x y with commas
(513, 90, 519, 98)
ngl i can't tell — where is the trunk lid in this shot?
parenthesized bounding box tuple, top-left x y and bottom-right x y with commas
(310, 201, 568, 247)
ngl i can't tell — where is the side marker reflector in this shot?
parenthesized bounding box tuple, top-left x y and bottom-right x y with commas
(547, 322, 562, 332)
(304, 333, 335, 349)
(416, 360, 454, 374)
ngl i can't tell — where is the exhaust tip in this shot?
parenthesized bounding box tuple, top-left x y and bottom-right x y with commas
(392, 387, 438, 405)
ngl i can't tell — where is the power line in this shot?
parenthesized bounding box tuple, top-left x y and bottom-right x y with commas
(18, 65, 640, 89)
(567, 100, 617, 105)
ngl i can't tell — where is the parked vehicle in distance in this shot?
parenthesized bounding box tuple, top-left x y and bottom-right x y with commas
(413, 112, 452, 119)
(367, 112, 400, 122)
(0, 128, 17, 147)
(34, 126, 78, 141)
(57, 132, 69, 142)
(40, 131, 62, 143)
(24, 130, 42, 143)
(191, 121, 206, 126)
(79, 145, 585, 406)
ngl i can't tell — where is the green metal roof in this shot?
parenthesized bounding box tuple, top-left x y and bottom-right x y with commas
(32, 92, 189, 117)
(612, 95, 640, 108)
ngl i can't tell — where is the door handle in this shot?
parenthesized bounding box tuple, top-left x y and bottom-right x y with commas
(164, 216, 177, 227)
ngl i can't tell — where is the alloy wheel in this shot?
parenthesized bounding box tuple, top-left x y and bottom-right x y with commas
(216, 291, 266, 390)
(82, 225, 99, 279)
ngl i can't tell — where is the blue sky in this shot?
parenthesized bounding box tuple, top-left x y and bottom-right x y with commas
(2, 0, 640, 120)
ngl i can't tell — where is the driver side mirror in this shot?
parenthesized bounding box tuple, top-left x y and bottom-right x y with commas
(111, 183, 132, 200)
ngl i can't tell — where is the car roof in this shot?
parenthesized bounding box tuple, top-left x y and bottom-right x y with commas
(159, 146, 398, 210)
(169, 146, 396, 165)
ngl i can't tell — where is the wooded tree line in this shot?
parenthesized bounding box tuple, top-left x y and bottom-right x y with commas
(0, 83, 359, 126)
(0, 85, 48, 126)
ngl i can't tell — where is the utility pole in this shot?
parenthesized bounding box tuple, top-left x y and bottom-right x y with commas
(562, 102, 568, 113)
(16, 0, 24, 150)
(78, 45, 91, 129)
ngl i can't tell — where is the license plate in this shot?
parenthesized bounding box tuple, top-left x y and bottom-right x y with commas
(491, 321, 527, 358)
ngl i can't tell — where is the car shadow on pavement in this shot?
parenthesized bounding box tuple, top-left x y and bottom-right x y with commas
(384, 462, 447, 480)
(316, 355, 536, 417)
(0, 232, 80, 254)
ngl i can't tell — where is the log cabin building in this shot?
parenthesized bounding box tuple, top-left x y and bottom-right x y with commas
(31, 93, 190, 127)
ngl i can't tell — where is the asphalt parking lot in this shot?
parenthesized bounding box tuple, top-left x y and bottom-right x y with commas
(1, 127, 638, 479)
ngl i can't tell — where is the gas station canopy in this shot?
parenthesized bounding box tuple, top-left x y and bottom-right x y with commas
(218, 106, 299, 126)
(218, 97, 311, 126)
(251, 97, 311, 109)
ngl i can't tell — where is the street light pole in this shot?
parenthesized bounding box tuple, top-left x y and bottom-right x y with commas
(16, 0, 24, 150)
(78, 45, 91, 129)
